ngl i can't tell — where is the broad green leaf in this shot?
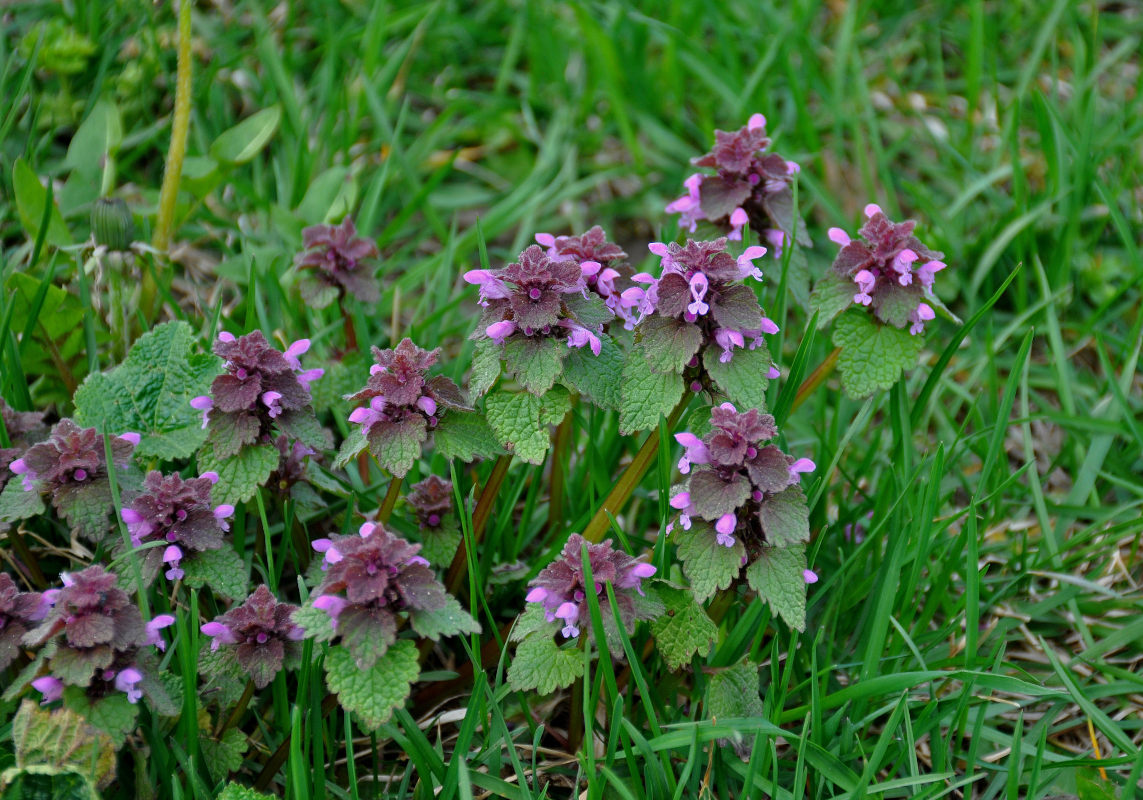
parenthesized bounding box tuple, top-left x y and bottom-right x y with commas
(12, 158, 71, 247)
(64, 100, 122, 179)
(52, 481, 112, 543)
(181, 547, 248, 601)
(217, 782, 276, 800)
(561, 331, 623, 409)
(274, 409, 329, 451)
(508, 603, 557, 643)
(650, 584, 717, 671)
(432, 411, 503, 463)
(74, 321, 220, 460)
(703, 341, 773, 412)
(618, 358, 684, 435)
(0, 479, 45, 524)
(198, 644, 247, 708)
(638, 316, 703, 375)
(705, 658, 765, 757)
(296, 166, 357, 225)
(366, 415, 427, 478)
(291, 603, 336, 643)
(210, 107, 282, 165)
(325, 641, 419, 731)
(564, 292, 613, 327)
(485, 391, 548, 464)
(503, 336, 567, 395)
(409, 594, 481, 641)
(744, 544, 807, 631)
(0, 767, 98, 800)
(758, 484, 810, 546)
(200, 728, 247, 784)
(62, 690, 137, 747)
(332, 427, 367, 470)
(197, 443, 278, 506)
(508, 632, 583, 694)
(416, 522, 462, 567)
(674, 521, 745, 602)
(832, 311, 924, 399)
(11, 700, 115, 790)
(539, 385, 572, 425)
(469, 340, 501, 398)
(809, 271, 857, 329)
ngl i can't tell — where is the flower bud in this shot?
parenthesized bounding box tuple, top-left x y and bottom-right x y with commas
(91, 197, 135, 252)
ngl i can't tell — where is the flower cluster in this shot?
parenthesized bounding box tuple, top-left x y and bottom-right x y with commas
(667, 114, 804, 255)
(295, 217, 381, 308)
(465, 244, 610, 357)
(826, 204, 946, 335)
(0, 400, 46, 529)
(670, 403, 813, 551)
(121, 471, 235, 583)
(345, 338, 468, 477)
(624, 237, 781, 368)
(406, 475, 454, 531)
(8, 419, 138, 541)
(23, 566, 174, 705)
(307, 522, 446, 668)
(191, 330, 323, 458)
(535, 226, 640, 329)
(269, 434, 316, 494)
(0, 573, 50, 671)
(200, 585, 303, 688)
(524, 534, 656, 640)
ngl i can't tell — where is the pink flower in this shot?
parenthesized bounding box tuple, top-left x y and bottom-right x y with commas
(728, 207, 749, 241)
(674, 433, 710, 474)
(485, 320, 517, 343)
(146, 615, 176, 651)
(31, 675, 64, 704)
(190, 396, 213, 429)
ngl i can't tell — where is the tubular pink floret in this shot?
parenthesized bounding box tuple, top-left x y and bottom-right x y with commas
(486, 320, 516, 343)
(747, 113, 766, 131)
(863, 203, 883, 218)
(827, 227, 851, 247)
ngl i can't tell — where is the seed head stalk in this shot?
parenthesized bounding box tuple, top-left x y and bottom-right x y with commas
(150, 0, 194, 313)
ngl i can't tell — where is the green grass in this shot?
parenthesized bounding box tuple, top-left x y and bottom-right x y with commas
(2, 1, 1142, 798)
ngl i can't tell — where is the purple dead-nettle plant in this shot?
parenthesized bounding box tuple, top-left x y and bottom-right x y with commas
(619, 237, 780, 415)
(0, 573, 50, 671)
(404, 475, 461, 565)
(305, 521, 453, 668)
(535, 226, 639, 329)
(268, 434, 316, 495)
(8, 419, 139, 542)
(0, 400, 47, 533)
(200, 584, 304, 689)
(22, 566, 174, 705)
(465, 243, 613, 395)
(120, 471, 235, 583)
(191, 330, 323, 460)
(524, 534, 657, 641)
(825, 204, 946, 335)
(295, 217, 381, 308)
(670, 403, 813, 549)
(343, 338, 470, 477)
(406, 475, 453, 531)
(666, 114, 809, 256)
